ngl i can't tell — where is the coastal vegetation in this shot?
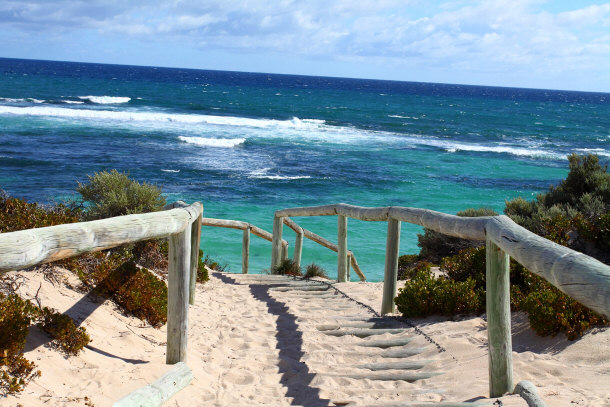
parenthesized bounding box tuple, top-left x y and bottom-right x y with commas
(395, 154, 609, 339)
(0, 170, 212, 394)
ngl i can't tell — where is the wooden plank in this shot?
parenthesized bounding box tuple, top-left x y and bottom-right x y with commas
(381, 218, 401, 315)
(242, 227, 250, 274)
(514, 380, 548, 407)
(486, 216, 610, 319)
(201, 217, 248, 230)
(189, 213, 202, 305)
(270, 216, 284, 270)
(167, 224, 191, 364)
(350, 253, 366, 281)
(337, 215, 348, 282)
(486, 237, 513, 397)
(112, 362, 193, 407)
(0, 203, 202, 272)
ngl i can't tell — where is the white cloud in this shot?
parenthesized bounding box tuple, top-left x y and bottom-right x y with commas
(2, 0, 610, 89)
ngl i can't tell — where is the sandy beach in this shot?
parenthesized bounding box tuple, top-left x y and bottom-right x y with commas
(4, 267, 609, 406)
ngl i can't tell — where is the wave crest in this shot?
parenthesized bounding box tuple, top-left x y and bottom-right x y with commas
(78, 96, 131, 104)
(178, 136, 245, 148)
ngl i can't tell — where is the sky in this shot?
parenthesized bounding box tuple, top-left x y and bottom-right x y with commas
(1, 0, 610, 92)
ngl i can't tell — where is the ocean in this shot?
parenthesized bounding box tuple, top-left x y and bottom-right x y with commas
(1, 57, 609, 281)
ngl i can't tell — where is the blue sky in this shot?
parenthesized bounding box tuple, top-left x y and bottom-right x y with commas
(1, 0, 610, 92)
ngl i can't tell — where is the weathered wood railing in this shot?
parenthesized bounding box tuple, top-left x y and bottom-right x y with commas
(0, 201, 203, 405)
(202, 216, 365, 279)
(201, 217, 289, 274)
(270, 203, 610, 397)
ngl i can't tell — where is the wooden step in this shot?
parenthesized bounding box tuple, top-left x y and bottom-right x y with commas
(322, 328, 408, 337)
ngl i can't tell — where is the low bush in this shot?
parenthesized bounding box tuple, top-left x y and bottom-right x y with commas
(304, 263, 328, 279)
(0, 193, 79, 233)
(394, 270, 484, 318)
(440, 247, 486, 288)
(272, 259, 302, 276)
(397, 256, 433, 281)
(37, 307, 90, 356)
(71, 251, 168, 327)
(0, 292, 90, 395)
(77, 169, 166, 220)
(0, 293, 41, 395)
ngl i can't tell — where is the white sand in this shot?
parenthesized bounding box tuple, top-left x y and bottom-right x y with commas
(4, 268, 609, 406)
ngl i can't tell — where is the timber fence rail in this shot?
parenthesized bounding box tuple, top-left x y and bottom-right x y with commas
(270, 203, 610, 398)
(201, 216, 366, 279)
(0, 201, 203, 406)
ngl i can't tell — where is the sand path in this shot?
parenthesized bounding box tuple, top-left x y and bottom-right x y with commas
(5, 268, 608, 406)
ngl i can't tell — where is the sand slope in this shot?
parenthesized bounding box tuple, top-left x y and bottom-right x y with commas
(3, 268, 608, 406)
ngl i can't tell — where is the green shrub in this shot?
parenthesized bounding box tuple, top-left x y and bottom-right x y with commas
(272, 259, 302, 276)
(516, 271, 606, 340)
(0, 194, 79, 233)
(394, 270, 484, 318)
(304, 263, 328, 279)
(201, 251, 227, 275)
(440, 247, 486, 289)
(77, 169, 166, 220)
(505, 153, 609, 263)
(37, 307, 90, 356)
(417, 207, 498, 263)
(0, 293, 41, 395)
(397, 257, 433, 281)
(71, 251, 168, 327)
(197, 249, 210, 282)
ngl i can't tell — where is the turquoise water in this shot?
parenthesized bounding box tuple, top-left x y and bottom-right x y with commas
(1, 58, 609, 280)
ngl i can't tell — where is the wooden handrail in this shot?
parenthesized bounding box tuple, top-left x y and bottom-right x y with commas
(201, 217, 288, 274)
(0, 203, 202, 272)
(271, 202, 610, 398)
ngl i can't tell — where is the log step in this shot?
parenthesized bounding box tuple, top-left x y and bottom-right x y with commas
(316, 321, 403, 331)
(357, 360, 431, 371)
(357, 337, 414, 348)
(270, 286, 330, 292)
(359, 403, 490, 407)
(340, 371, 442, 382)
(322, 328, 408, 337)
(381, 347, 427, 358)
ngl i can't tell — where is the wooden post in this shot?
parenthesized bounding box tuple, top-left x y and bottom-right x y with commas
(281, 242, 288, 262)
(486, 237, 513, 397)
(167, 223, 192, 364)
(189, 213, 202, 305)
(293, 230, 303, 268)
(337, 215, 348, 282)
(242, 227, 250, 274)
(381, 218, 401, 315)
(271, 216, 284, 271)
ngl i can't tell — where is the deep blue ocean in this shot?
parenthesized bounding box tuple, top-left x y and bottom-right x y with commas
(1, 57, 609, 280)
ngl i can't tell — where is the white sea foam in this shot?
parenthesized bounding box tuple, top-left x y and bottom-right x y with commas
(63, 100, 85, 104)
(161, 169, 180, 173)
(416, 137, 563, 159)
(0, 97, 45, 103)
(178, 136, 245, 148)
(0, 104, 572, 160)
(247, 168, 310, 180)
(251, 175, 312, 180)
(575, 148, 610, 158)
(78, 96, 131, 104)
